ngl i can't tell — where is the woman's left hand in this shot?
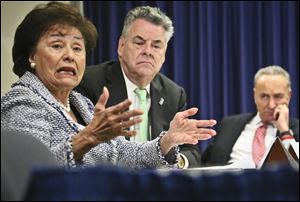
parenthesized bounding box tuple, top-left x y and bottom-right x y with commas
(72, 87, 142, 160)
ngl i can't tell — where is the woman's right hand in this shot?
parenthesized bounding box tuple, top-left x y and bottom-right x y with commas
(72, 87, 143, 160)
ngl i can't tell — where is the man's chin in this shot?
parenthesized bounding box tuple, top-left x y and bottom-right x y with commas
(261, 114, 275, 122)
(137, 70, 154, 77)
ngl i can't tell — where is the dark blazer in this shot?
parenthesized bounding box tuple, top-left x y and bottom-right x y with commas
(202, 113, 299, 166)
(77, 61, 201, 167)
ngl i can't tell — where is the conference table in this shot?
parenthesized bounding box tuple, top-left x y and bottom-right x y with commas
(24, 164, 298, 201)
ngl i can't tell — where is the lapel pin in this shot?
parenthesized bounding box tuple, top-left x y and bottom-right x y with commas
(159, 98, 164, 106)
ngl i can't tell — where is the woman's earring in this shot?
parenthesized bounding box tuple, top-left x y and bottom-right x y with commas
(30, 62, 36, 69)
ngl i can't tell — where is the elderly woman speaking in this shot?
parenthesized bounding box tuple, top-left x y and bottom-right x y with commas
(1, 2, 216, 169)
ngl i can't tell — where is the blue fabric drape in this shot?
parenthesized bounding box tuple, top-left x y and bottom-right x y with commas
(25, 165, 298, 200)
(84, 1, 299, 150)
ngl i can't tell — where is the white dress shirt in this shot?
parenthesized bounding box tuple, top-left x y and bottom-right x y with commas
(120, 66, 151, 140)
(228, 113, 278, 167)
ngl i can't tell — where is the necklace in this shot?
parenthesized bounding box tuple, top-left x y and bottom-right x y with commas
(58, 99, 71, 112)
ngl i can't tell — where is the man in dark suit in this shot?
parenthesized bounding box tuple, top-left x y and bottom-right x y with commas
(202, 66, 299, 167)
(77, 6, 217, 168)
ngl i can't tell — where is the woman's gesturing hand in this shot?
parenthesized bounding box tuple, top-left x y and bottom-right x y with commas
(72, 87, 143, 160)
(160, 108, 217, 155)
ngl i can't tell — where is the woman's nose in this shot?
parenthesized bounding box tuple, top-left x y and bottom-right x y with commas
(63, 47, 75, 62)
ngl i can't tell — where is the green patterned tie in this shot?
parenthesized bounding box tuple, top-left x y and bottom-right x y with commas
(134, 88, 149, 142)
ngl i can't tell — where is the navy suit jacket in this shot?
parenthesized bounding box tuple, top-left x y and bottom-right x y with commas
(202, 113, 299, 166)
(77, 61, 201, 167)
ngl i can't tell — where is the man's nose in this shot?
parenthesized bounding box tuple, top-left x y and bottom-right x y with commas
(142, 43, 152, 57)
(268, 97, 277, 108)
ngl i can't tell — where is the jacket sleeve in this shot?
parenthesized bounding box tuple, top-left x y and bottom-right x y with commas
(1, 89, 76, 167)
(177, 87, 202, 168)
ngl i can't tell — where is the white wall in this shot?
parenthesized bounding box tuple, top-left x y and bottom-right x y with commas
(1, 1, 49, 96)
(1, 1, 77, 96)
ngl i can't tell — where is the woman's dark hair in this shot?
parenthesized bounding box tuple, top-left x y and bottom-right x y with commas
(12, 2, 98, 77)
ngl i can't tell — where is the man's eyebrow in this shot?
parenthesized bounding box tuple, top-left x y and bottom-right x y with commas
(274, 93, 284, 96)
(133, 35, 163, 43)
(133, 35, 145, 41)
(152, 40, 163, 44)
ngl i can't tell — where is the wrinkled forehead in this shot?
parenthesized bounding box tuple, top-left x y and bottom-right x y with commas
(42, 24, 83, 40)
(256, 75, 289, 87)
(127, 19, 168, 43)
(255, 75, 290, 93)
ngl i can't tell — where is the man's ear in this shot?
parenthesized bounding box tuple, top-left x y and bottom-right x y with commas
(253, 88, 258, 105)
(117, 37, 125, 57)
(287, 90, 292, 104)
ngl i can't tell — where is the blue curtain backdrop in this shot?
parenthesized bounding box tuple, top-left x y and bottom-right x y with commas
(83, 1, 299, 151)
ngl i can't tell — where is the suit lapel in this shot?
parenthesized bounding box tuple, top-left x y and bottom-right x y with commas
(150, 76, 166, 139)
(105, 63, 128, 107)
(219, 113, 256, 163)
(232, 114, 256, 143)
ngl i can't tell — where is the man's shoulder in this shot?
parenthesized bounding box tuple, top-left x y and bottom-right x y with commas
(221, 113, 255, 124)
(85, 60, 119, 73)
(290, 117, 299, 124)
(83, 61, 120, 81)
(154, 73, 183, 90)
(290, 117, 299, 133)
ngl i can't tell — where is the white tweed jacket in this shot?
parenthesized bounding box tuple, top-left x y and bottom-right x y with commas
(1, 72, 177, 169)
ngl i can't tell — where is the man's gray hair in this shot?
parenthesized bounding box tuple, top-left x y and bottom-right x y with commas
(121, 6, 174, 42)
(254, 65, 291, 91)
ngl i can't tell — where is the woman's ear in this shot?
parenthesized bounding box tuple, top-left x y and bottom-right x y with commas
(28, 54, 35, 63)
(28, 55, 36, 69)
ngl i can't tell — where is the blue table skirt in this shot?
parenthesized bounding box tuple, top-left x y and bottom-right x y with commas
(25, 165, 299, 201)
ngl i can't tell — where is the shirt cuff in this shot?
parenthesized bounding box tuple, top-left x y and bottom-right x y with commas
(156, 131, 180, 168)
(66, 136, 76, 167)
(66, 136, 84, 168)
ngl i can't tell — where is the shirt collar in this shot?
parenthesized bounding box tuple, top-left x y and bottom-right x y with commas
(253, 113, 263, 126)
(253, 112, 274, 128)
(120, 65, 150, 95)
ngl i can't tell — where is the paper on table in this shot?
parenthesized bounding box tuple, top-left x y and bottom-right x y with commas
(289, 142, 299, 158)
(190, 159, 256, 171)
